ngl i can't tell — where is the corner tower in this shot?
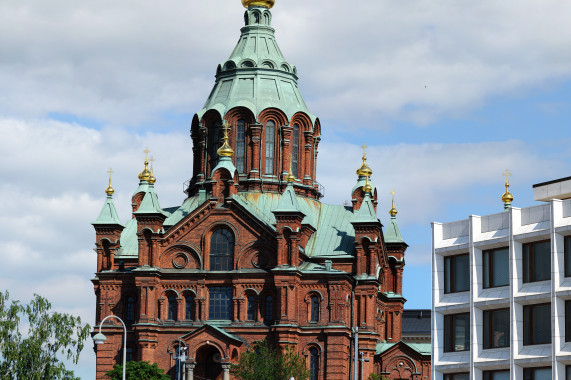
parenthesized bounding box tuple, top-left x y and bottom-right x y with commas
(188, 1, 322, 199)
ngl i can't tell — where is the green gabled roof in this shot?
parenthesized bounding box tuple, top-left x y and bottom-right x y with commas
(384, 216, 404, 243)
(116, 218, 138, 258)
(163, 195, 203, 227)
(133, 182, 169, 216)
(211, 156, 237, 177)
(351, 175, 377, 196)
(375, 341, 431, 356)
(351, 193, 378, 224)
(273, 183, 303, 214)
(93, 195, 123, 226)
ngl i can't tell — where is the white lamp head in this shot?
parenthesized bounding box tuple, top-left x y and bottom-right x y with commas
(93, 332, 107, 345)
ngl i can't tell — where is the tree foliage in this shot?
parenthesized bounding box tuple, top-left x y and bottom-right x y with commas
(0, 291, 91, 380)
(368, 374, 387, 380)
(230, 339, 310, 380)
(105, 361, 169, 380)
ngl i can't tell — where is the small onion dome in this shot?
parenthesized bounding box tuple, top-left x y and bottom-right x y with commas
(138, 160, 151, 181)
(363, 175, 373, 194)
(148, 157, 157, 184)
(286, 163, 295, 182)
(105, 183, 114, 196)
(501, 182, 514, 204)
(242, 0, 275, 8)
(356, 155, 373, 177)
(389, 191, 398, 217)
(217, 128, 234, 157)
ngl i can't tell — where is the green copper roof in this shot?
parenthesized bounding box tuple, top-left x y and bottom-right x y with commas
(133, 182, 169, 216)
(93, 195, 123, 226)
(273, 182, 303, 214)
(198, 7, 315, 123)
(375, 341, 431, 356)
(116, 218, 138, 258)
(211, 156, 237, 177)
(384, 216, 404, 243)
(351, 193, 378, 224)
(351, 175, 377, 196)
(163, 195, 204, 227)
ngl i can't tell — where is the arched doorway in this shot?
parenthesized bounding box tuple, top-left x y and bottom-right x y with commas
(195, 345, 223, 380)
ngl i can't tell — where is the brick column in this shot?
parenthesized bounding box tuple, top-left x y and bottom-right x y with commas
(280, 125, 293, 182)
(303, 131, 314, 186)
(249, 124, 262, 180)
(185, 361, 196, 380)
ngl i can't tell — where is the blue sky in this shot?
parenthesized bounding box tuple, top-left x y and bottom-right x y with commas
(1, 0, 571, 378)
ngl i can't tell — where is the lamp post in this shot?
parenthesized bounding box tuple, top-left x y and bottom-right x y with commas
(93, 315, 127, 380)
(175, 339, 188, 380)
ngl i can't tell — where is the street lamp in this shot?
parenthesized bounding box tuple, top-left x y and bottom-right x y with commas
(93, 315, 127, 380)
(174, 340, 187, 380)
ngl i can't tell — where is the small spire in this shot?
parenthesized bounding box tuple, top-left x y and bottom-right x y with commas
(148, 156, 157, 184)
(389, 190, 398, 217)
(356, 143, 373, 177)
(217, 121, 234, 157)
(138, 147, 152, 181)
(105, 168, 115, 196)
(363, 175, 373, 194)
(501, 169, 514, 210)
(242, 0, 275, 9)
(286, 162, 295, 182)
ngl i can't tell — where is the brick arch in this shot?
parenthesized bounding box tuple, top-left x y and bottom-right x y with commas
(224, 106, 256, 125)
(290, 112, 312, 132)
(202, 222, 239, 271)
(159, 244, 202, 270)
(384, 355, 417, 377)
(189, 340, 226, 361)
(191, 113, 200, 134)
(258, 107, 288, 127)
(313, 117, 322, 136)
(236, 241, 275, 270)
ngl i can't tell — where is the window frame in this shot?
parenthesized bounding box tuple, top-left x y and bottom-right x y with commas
(566, 300, 571, 342)
(125, 296, 136, 324)
(291, 123, 300, 178)
(264, 295, 273, 326)
(444, 253, 470, 294)
(264, 120, 275, 175)
(483, 308, 510, 349)
(167, 295, 177, 321)
(483, 370, 510, 380)
(444, 312, 470, 353)
(523, 303, 551, 346)
(443, 373, 469, 380)
(208, 287, 232, 321)
(309, 347, 319, 380)
(523, 367, 551, 380)
(247, 295, 256, 321)
(483, 246, 509, 289)
(310, 296, 319, 323)
(236, 119, 246, 173)
(185, 294, 194, 321)
(565, 236, 571, 278)
(209, 228, 234, 271)
(522, 240, 551, 283)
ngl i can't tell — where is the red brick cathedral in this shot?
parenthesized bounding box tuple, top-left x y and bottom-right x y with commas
(92, 0, 431, 379)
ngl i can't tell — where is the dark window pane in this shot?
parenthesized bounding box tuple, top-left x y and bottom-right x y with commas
(265, 121, 275, 175)
(185, 295, 194, 320)
(484, 309, 510, 349)
(524, 368, 552, 380)
(247, 295, 255, 320)
(208, 125, 221, 172)
(444, 313, 470, 352)
(444, 254, 469, 293)
(565, 237, 571, 277)
(292, 124, 299, 178)
(209, 287, 232, 320)
(483, 371, 509, 380)
(264, 296, 273, 325)
(524, 304, 551, 345)
(523, 241, 551, 283)
(125, 296, 135, 323)
(484, 247, 509, 288)
(309, 348, 318, 380)
(567, 365, 571, 380)
(168, 296, 177, 320)
(236, 119, 246, 173)
(444, 374, 469, 380)
(210, 229, 234, 271)
(311, 296, 319, 322)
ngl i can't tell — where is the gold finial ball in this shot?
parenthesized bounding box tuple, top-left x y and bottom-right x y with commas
(502, 190, 514, 204)
(242, 0, 275, 9)
(138, 161, 152, 181)
(105, 184, 115, 196)
(389, 206, 398, 217)
(356, 156, 373, 177)
(148, 173, 156, 184)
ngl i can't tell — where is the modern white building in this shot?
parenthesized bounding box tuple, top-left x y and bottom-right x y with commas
(432, 176, 571, 380)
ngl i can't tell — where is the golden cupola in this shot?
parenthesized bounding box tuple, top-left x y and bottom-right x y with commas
(138, 148, 152, 182)
(217, 123, 234, 158)
(389, 190, 398, 217)
(356, 144, 373, 177)
(501, 169, 514, 210)
(148, 156, 157, 184)
(105, 168, 115, 196)
(242, 0, 275, 8)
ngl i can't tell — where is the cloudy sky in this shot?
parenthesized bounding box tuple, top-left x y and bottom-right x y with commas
(1, 0, 570, 377)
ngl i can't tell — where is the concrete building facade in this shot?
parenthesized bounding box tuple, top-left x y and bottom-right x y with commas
(431, 176, 571, 380)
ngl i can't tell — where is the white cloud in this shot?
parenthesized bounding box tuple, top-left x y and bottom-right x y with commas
(1, 0, 571, 127)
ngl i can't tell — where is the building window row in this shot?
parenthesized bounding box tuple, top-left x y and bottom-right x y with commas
(444, 237, 571, 295)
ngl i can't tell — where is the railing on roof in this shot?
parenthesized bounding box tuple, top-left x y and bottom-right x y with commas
(314, 181, 325, 199)
(183, 179, 192, 196)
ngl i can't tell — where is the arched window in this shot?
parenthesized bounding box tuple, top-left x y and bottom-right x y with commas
(236, 119, 246, 173)
(265, 121, 275, 175)
(309, 348, 319, 380)
(292, 123, 300, 178)
(208, 125, 221, 172)
(264, 296, 273, 325)
(247, 295, 256, 321)
(168, 296, 177, 321)
(310, 296, 319, 323)
(210, 228, 234, 271)
(185, 295, 194, 320)
(125, 296, 135, 323)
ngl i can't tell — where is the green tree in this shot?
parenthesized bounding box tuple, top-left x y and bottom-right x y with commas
(231, 339, 310, 380)
(0, 291, 91, 380)
(105, 361, 169, 380)
(367, 374, 387, 380)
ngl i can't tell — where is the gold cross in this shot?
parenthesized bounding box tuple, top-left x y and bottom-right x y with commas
(503, 169, 512, 184)
(144, 147, 150, 161)
(391, 189, 396, 198)
(107, 168, 114, 179)
(361, 143, 368, 156)
(150, 156, 155, 170)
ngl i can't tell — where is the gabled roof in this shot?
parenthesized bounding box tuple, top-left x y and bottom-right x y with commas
(179, 323, 245, 345)
(93, 195, 123, 226)
(384, 215, 404, 243)
(133, 182, 169, 216)
(211, 156, 237, 177)
(351, 193, 378, 224)
(273, 183, 303, 214)
(376, 340, 431, 356)
(116, 218, 138, 258)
